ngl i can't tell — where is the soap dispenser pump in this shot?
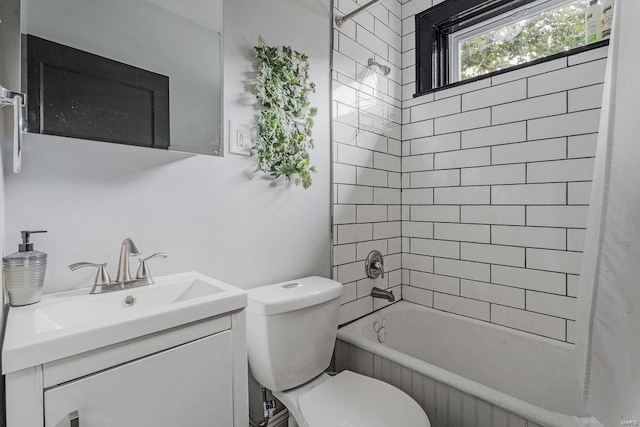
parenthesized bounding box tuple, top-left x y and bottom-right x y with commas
(3, 230, 48, 306)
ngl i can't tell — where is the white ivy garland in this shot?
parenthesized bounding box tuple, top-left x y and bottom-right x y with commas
(254, 36, 317, 189)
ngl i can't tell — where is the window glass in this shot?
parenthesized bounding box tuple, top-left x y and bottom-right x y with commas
(453, 0, 589, 81)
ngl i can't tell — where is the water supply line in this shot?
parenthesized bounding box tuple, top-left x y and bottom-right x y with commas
(335, 0, 384, 27)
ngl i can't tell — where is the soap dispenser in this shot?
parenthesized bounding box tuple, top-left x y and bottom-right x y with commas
(3, 230, 48, 306)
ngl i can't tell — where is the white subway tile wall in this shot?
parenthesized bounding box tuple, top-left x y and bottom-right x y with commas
(333, 1, 606, 342)
(333, 0, 404, 324)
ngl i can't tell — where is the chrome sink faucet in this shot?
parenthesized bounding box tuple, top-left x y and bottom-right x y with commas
(69, 238, 166, 294)
(116, 238, 141, 282)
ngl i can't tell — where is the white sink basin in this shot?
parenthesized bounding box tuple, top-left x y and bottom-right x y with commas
(2, 272, 246, 374)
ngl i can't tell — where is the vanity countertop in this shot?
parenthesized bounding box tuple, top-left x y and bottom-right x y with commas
(2, 271, 246, 374)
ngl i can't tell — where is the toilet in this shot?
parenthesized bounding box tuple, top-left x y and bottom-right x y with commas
(246, 276, 431, 427)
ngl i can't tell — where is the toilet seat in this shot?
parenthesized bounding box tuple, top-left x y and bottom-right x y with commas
(276, 370, 431, 427)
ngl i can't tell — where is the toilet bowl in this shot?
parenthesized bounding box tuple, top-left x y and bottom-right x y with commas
(246, 276, 431, 427)
(274, 371, 430, 427)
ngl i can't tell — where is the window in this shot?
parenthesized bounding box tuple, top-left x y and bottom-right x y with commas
(415, 0, 607, 95)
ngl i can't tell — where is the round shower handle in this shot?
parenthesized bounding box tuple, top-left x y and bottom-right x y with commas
(366, 250, 385, 279)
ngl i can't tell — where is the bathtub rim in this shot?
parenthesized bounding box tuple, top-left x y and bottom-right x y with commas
(336, 301, 598, 427)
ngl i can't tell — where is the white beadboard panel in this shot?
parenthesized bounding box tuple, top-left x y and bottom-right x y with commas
(411, 238, 460, 259)
(434, 186, 490, 205)
(568, 133, 598, 158)
(403, 221, 434, 238)
(337, 260, 368, 283)
(337, 184, 374, 204)
(491, 57, 566, 86)
(491, 183, 566, 205)
(527, 109, 601, 140)
(357, 204, 388, 223)
(410, 271, 460, 295)
(402, 285, 434, 307)
(527, 58, 606, 97)
(403, 253, 434, 272)
(461, 242, 525, 267)
(491, 226, 566, 250)
(411, 205, 460, 222)
(403, 188, 435, 205)
(356, 239, 388, 260)
(411, 96, 461, 121)
(492, 406, 509, 427)
(356, 167, 388, 187)
(491, 92, 566, 126)
(568, 83, 604, 112)
(567, 228, 587, 252)
(403, 153, 434, 172)
(434, 258, 491, 282)
(434, 147, 491, 169)
(491, 305, 566, 341)
(334, 163, 357, 184)
(411, 133, 461, 155)
(526, 206, 589, 228)
(337, 143, 374, 167)
(411, 169, 460, 188)
(403, 120, 434, 140)
(433, 293, 490, 321)
(461, 122, 527, 149)
(338, 296, 373, 325)
(526, 248, 583, 275)
(491, 265, 566, 294)
(333, 244, 357, 266)
(526, 291, 577, 320)
(338, 223, 373, 244)
(461, 164, 526, 186)
(460, 279, 525, 309)
(461, 80, 526, 111)
(373, 221, 402, 239)
(491, 138, 566, 165)
(434, 108, 491, 134)
(527, 158, 595, 183)
(568, 181, 593, 205)
(374, 187, 401, 204)
(334, 204, 357, 225)
(434, 223, 490, 243)
(460, 206, 525, 226)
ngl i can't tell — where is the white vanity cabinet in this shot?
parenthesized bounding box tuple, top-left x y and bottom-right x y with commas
(2, 272, 249, 427)
(44, 331, 233, 427)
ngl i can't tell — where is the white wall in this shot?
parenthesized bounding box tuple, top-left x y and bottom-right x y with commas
(3, 0, 332, 294)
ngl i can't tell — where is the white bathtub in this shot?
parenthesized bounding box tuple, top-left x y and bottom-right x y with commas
(335, 301, 601, 427)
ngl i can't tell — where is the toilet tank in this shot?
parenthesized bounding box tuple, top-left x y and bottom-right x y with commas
(246, 277, 343, 392)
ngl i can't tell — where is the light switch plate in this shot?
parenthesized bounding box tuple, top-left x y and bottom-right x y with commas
(229, 121, 252, 156)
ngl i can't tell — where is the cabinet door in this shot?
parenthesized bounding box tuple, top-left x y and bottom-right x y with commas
(44, 331, 233, 427)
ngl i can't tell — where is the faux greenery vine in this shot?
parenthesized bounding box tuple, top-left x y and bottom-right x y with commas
(254, 36, 317, 189)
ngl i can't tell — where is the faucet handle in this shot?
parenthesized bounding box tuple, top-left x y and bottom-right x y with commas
(136, 253, 168, 280)
(69, 262, 112, 286)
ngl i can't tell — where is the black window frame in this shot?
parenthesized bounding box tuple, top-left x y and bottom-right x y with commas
(415, 0, 609, 97)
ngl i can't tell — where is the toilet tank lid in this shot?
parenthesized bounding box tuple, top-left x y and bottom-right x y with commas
(247, 276, 343, 316)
